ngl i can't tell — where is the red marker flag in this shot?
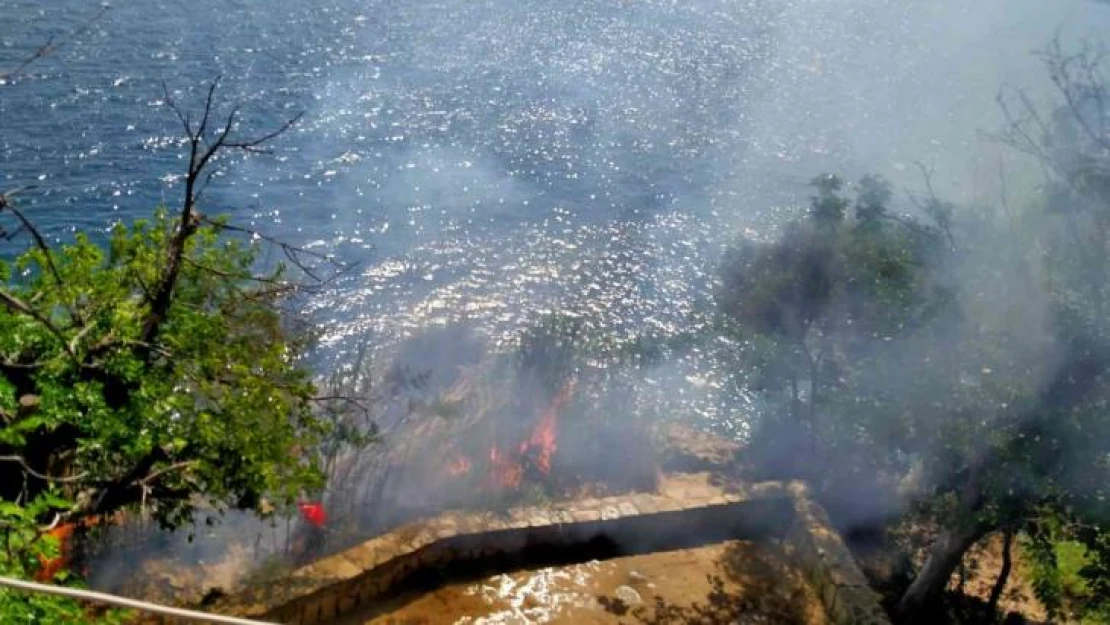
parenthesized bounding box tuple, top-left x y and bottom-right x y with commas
(298, 501, 327, 527)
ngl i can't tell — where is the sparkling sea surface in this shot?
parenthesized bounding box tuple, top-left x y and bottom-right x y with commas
(2, 0, 1106, 431)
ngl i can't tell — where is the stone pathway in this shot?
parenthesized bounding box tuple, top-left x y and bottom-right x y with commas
(217, 473, 889, 625)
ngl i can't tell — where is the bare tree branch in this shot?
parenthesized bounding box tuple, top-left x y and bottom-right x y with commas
(160, 82, 194, 141)
(0, 203, 63, 288)
(0, 186, 38, 241)
(1040, 37, 1110, 152)
(310, 394, 374, 420)
(0, 456, 88, 484)
(0, 197, 86, 326)
(182, 256, 301, 302)
(139, 461, 198, 486)
(986, 37, 1110, 312)
(0, 358, 43, 373)
(224, 112, 304, 153)
(988, 86, 1057, 173)
(0, 289, 76, 361)
(0, 6, 109, 83)
(139, 80, 305, 350)
(988, 84, 1104, 237)
(195, 77, 222, 146)
(198, 216, 355, 286)
(182, 256, 291, 288)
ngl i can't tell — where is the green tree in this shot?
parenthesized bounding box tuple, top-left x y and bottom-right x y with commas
(891, 37, 1110, 623)
(0, 82, 330, 620)
(719, 39, 1110, 624)
(717, 173, 950, 494)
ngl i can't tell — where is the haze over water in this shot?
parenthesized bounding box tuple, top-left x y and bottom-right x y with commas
(2, 0, 1108, 431)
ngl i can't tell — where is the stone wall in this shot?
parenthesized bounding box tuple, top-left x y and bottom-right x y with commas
(217, 475, 889, 625)
(784, 482, 892, 625)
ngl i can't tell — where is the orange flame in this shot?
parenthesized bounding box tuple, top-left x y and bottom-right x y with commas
(447, 452, 473, 477)
(444, 378, 574, 490)
(489, 446, 523, 488)
(520, 378, 573, 475)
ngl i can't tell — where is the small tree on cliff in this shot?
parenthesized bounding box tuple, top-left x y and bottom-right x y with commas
(0, 80, 336, 619)
(892, 38, 1110, 622)
(721, 39, 1110, 623)
(717, 173, 951, 498)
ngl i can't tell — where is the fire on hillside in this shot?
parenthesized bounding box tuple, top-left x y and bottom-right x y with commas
(444, 379, 573, 490)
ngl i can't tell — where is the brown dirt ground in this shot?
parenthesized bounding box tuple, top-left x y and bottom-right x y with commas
(951, 533, 1047, 623)
(350, 539, 828, 625)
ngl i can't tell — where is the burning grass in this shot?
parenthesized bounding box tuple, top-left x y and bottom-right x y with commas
(443, 377, 569, 491)
(311, 321, 665, 549)
(81, 320, 684, 607)
(359, 367, 660, 527)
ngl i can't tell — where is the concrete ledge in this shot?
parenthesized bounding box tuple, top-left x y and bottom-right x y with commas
(785, 483, 891, 625)
(218, 476, 889, 625)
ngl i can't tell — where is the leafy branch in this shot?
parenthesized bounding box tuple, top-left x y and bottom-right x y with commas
(0, 78, 349, 529)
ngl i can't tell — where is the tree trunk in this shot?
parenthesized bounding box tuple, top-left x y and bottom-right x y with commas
(898, 453, 991, 624)
(986, 529, 1014, 622)
(896, 521, 988, 624)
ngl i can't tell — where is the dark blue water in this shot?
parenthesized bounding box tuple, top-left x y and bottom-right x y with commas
(2, 0, 761, 234)
(3, 0, 1106, 430)
(0, 0, 773, 426)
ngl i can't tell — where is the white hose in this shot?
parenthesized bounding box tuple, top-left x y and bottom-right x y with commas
(0, 576, 279, 625)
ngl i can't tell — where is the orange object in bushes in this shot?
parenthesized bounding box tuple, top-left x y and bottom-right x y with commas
(33, 514, 120, 581)
(298, 501, 327, 527)
(35, 523, 76, 582)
